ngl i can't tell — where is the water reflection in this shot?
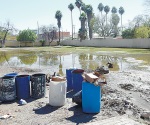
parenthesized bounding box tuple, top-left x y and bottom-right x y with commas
(19, 55, 37, 65)
(0, 50, 150, 74)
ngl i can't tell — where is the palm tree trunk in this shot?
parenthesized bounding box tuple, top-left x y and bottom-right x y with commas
(106, 14, 107, 25)
(121, 15, 123, 32)
(58, 28, 60, 45)
(101, 11, 102, 17)
(88, 15, 92, 40)
(79, 8, 81, 15)
(71, 11, 73, 40)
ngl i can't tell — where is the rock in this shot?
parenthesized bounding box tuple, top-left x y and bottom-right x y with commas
(140, 112, 150, 120)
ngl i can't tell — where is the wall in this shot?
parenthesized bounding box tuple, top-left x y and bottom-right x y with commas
(1, 39, 150, 48)
(61, 38, 150, 49)
(2, 40, 57, 47)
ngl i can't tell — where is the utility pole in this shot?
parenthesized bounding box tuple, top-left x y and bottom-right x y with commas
(37, 21, 39, 40)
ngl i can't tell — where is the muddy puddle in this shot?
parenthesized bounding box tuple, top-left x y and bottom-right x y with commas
(0, 50, 150, 75)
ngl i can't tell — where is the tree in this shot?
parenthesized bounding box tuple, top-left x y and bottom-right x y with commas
(111, 14, 120, 37)
(93, 15, 115, 38)
(81, 3, 86, 12)
(98, 3, 104, 16)
(134, 26, 150, 38)
(122, 29, 135, 39)
(111, 7, 117, 14)
(119, 6, 125, 32)
(68, 3, 74, 40)
(17, 29, 37, 46)
(39, 25, 57, 46)
(55, 10, 62, 45)
(0, 21, 16, 48)
(78, 13, 87, 41)
(75, 0, 83, 15)
(85, 4, 93, 40)
(144, 0, 150, 13)
(104, 5, 110, 25)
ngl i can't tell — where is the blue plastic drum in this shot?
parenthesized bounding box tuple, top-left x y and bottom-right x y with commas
(72, 69, 84, 92)
(82, 81, 101, 113)
(4, 72, 18, 77)
(15, 75, 30, 99)
(66, 68, 76, 91)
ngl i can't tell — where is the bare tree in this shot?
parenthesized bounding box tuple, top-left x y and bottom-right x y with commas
(39, 25, 57, 46)
(0, 21, 16, 47)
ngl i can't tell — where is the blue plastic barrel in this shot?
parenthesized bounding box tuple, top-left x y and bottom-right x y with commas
(15, 75, 30, 99)
(66, 68, 76, 91)
(72, 69, 84, 92)
(82, 81, 101, 113)
(4, 73, 18, 77)
(31, 73, 46, 99)
(0, 76, 16, 102)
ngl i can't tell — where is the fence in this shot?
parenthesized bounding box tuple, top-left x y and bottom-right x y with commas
(61, 38, 150, 49)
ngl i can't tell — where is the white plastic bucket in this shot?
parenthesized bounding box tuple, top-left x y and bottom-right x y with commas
(49, 80, 67, 106)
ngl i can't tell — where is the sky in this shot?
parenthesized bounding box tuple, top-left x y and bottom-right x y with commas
(0, 0, 145, 33)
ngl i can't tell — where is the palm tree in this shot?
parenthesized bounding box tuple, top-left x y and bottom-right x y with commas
(104, 5, 110, 25)
(75, 0, 82, 15)
(85, 5, 93, 40)
(79, 13, 87, 29)
(119, 6, 125, 32)
(68, 3, 74, 40)
(111, 7, 117, 14)
(55, 10, 62, 45)
(78, 13, 87, 41)
(98, 3, 104, 16)
(81, 3, 86, 12)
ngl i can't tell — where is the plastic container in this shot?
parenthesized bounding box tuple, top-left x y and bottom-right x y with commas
(0, 76, 16, 101)
(15, 75, 30, 99)
(72, 90, 82, 105)
(4, 73, 18, 77)
(82, 81, 101, 113)
(72, 69, 84, 92)
(31, 73, 46, 99)
(66, 68, 76, 91)
(49, 80, 67, 106)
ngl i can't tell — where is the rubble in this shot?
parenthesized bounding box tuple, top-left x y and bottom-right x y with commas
(119, 84, 134, 90)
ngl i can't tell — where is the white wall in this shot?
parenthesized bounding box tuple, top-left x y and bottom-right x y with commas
(61, 38, 150, 48)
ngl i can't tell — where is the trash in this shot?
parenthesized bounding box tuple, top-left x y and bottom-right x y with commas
(0, 114, 11, 119)
(19, 99, 27, 105)
(46, 72, 56, 83)
(107, 62, 113, 68)
(72, 90, 82, 105)
(82, 73, 98, 83)
(95, 66, 109, 74)
(95, 75, 107, 86)
(119, 84, 134, 90)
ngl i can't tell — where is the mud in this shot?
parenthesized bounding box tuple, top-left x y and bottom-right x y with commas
(0, 66, 150, 125)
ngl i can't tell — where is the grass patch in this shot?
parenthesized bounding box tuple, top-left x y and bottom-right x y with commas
(1, 46, 150, 54)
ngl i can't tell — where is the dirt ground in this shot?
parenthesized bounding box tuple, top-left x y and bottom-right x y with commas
(0, 66, 150, 125)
